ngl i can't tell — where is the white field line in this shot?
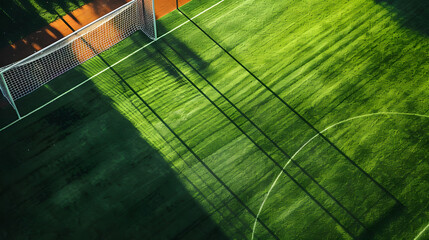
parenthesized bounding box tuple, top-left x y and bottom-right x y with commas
(0, 0, 225, 133)
(251, 112, 429, 240)
(414, 222, 429, 240)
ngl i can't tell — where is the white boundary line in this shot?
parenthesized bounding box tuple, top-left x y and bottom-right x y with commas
(0, 0, 225, 133)
(251, 112, 429, 240)
(414, 222, 429, 240)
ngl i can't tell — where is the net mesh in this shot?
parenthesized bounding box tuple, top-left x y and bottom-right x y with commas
(0, 0, 156, 104)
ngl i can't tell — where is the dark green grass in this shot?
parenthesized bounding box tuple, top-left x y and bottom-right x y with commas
(0, 0, 91, 47)
(0, 50, 230, 239)
(0, 0, 428, 239)
(375, 0, 429, 36)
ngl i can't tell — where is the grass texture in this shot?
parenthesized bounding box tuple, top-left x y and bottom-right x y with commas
(0, 0, 428, 239)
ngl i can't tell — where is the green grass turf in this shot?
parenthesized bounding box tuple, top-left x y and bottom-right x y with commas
(0, 0, 91, 47)
(1, 0, 429, 239)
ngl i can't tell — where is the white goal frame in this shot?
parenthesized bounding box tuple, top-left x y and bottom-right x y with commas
(0, 0, 157, 119)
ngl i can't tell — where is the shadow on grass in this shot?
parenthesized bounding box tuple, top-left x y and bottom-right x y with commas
(0, 61, 230, 239)
(98, 42, 273, 239)
(155, 37, 367, 238)
(158, 8, 408, 237)
(0, 96, 16, 127)
(0, 13, 265, 238)
(157, 22, 209, 71)
(374, 0, 429, 36)
(358, 203, 405, 240)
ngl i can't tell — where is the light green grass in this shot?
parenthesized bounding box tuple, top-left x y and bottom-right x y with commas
(1, 0, 428, 239)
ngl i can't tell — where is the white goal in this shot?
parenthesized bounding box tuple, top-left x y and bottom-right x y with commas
(0, 0, 157, 118)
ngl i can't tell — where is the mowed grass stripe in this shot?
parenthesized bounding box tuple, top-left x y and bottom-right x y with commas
(1, 65, 234, 238)
(118, 45, 275, 196)
(168, 0, 428, 238)
(156, 23, 398, 237)
(90, 39, 286, 239)
(86, 63, 258, 238)
(96, 31, 358, 238)
(85, 61, 253, 239)
(188, 0, 428, 123)
(159, 32, 386, 232)
(155, 35, 378, 236)
(159, 24, 316, 154)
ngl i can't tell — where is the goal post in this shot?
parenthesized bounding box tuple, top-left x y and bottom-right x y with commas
(0, 0, 157, 119)
(0, 72, 20, 118)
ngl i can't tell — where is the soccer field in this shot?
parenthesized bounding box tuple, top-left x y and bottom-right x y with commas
(0, 0, 428, 239)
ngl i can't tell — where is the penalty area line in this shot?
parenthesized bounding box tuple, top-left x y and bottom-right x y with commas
(0, 0, 225, 133)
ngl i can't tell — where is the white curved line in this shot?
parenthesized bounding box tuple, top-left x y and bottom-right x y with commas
(251, 112, 429, 240)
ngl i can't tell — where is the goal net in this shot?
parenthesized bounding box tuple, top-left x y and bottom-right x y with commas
(0, 0, 157, 118)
